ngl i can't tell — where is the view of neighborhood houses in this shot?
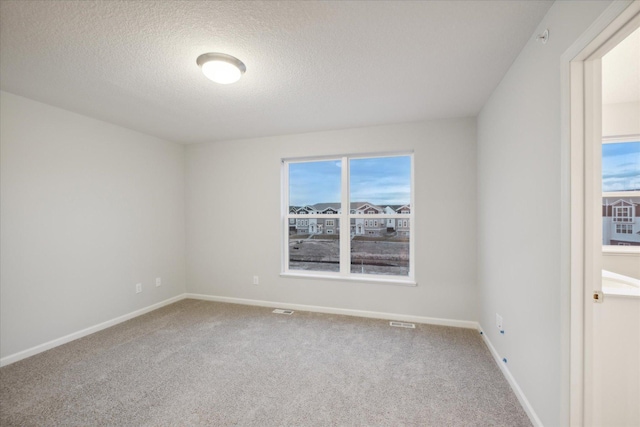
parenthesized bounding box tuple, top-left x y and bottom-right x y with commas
(288, 202, 411, 236)
(287, 156, 412, 276)
(602, 197, 640, 246)
(287, 202, 411, 276)
(601, 141, 640, 246)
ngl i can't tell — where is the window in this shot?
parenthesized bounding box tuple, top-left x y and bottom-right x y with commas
(613, 206, 632, 222)
(283, 153, 414, 283)
(616, 224, 632, 234)
(602, 140, 640, 247)
(602, 141, 640, 193)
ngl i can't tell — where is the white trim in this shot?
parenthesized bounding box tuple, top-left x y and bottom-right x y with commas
(585, 11, 640, 60)
(560, 1, 635, 63)
(410, 153, 415, 276)
(583, 66, 604, 427)
(565, 59, 586, 427)
(0, 294, 186, 367)
(602, 245, 640, 254)
(186, 293, 475, 329)
(280, 271, 416, 286)
(288, 214, 342, 218)
(602, 134, 640, 144)
(340, 156, 350, 275)
(348, 214, 411, 218)
(602, 191, 640, 198)
(281, 150, 414, 164)
(479, 327, 543, 427)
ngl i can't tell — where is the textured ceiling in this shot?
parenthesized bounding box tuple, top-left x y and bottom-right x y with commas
(0, 0, 553, 144)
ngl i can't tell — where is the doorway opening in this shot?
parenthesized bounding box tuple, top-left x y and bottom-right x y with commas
(565, 3, 639, 426)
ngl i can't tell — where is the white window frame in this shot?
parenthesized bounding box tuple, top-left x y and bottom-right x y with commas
(281, 152, 415, 285)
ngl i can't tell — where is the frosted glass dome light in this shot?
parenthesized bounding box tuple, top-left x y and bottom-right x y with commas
(196, 53, 246, 84)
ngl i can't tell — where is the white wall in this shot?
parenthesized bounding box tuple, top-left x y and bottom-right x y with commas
(602, 251, 640, 279)
(0, 91, 186, 360)
(602, 101, 640, 137)
(185, 118, 477, 322)
(476, 1, 611, 426)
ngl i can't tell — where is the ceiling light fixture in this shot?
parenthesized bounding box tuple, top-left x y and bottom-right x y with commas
(196, 53, 246, 84)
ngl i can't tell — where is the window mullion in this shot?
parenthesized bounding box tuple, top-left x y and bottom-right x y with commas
(282, 161, 290, 273)
(340, 156, 350, 275)
(409, 153, 415, 279)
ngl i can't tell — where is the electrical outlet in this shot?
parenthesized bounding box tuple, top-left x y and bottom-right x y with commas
(496, 313, 503, 331)
(136, 283, 142, 294)
(253, 275, 259, 285)
(155, 277, 161, 287)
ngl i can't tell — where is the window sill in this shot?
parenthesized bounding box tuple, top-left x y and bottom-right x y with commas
(280, 272, 417, 287)
(603, 246, 640, 255)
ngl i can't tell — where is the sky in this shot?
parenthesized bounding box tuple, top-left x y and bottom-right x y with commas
(602, 141, 640, 192)
(289, 156, 411, 207)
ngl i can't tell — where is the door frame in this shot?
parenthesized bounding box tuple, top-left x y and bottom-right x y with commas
(561, 1, 640, 425)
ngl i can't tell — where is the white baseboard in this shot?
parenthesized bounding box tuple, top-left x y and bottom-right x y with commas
(185, 293, 479, 329)
(0, 294, 187, 367)
(1, 292, 478, 367)
(479, 326, 543, 427)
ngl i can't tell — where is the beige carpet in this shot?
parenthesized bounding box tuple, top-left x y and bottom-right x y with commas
(0, 299, 531, 426)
